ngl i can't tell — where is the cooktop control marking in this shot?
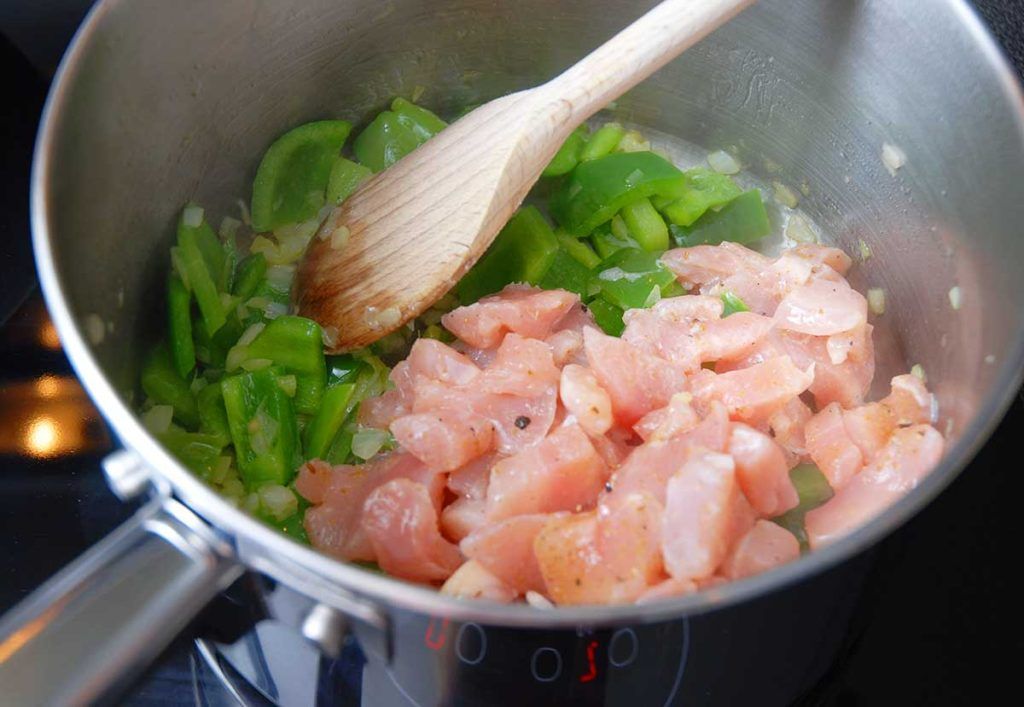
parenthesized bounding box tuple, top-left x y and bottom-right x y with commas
(578, 640, 599, 683)
(609, 628, 639, 668)
(455, 623, 486, 665)
(423, 617, 449, 651)
(530, 647, 563, 683)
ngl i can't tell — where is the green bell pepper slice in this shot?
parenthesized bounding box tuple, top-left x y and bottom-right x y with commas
(590, 248, 677, 311)
(391, 97, 447, 137)
(354, 100, 445, 173)
(326, 354, 363, 386)
(233, 254, 268, 302)
(670, 189, 771, 247)
(251, 120, 353, 232)
(326, 157, 372, 204)
(177, 210, 228, 335)
(141, 343, 198, 429)
(579, 122, 625, 162)
(221, 367, 301, 487)
(588, 298, 626, 337)
(556, 231, 601, 268)
(303, 382, 356, 460)
(158, 429, 227, 479)
(538, 246, 592, 298)
(590, 227, 639, 260)
(167, 274, 195, 379)
(456, 206, 559, 303)
(720, 291, 749, 317)
(659, 167, 742, 227)
(543, 126, 588, 177)
(196, 382, 232, 445)
(550, 151, 687, 235)
(771, 463, 835, 552)
(244, 316, 327, 415)
(619, 197, 669, 252)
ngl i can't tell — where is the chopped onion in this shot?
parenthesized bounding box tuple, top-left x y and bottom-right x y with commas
(225, 345, 250, 372)
(784, 213, 818, 244)
(243, 492, 261, 513)
(267, 265, 295, 291)
(911, 363, 927, 383)
(948, 285, 962, 310)
(276, 374, 297, 397)
(258, 484, 298, 521)
(772, 181, 800, 208)
(858, 239, 873, 262)
(525, 591, 554, 609)
(237, 322, 266, 347)
(617, 130, 651, 153)
(241, 358, 273, 372)
(236, 198, 251, 226)
(707, 149, 740, 175)
(331, 225, 351, 250)
(141, 405, 174, 434)
(985, 354, 996, 365)
(248, 408, 280, 456)
(363, 306, 402, 331)
(219, 216, 242, 241)
(182, 204, 204, 228)
(83, 313, 106, 345)
(352, 428, 389, 460)
(321, 326, 339, 349)
(264, 301, 289, 320)
(881, 142, 906, 176)
(867, 288, 886, 315)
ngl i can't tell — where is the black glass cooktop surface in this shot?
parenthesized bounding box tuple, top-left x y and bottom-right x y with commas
(1, 1, 1021, 704)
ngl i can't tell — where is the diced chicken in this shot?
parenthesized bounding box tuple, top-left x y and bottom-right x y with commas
(690, 356, 814, 425)
(441, 560, 518, 602)
(722, 520, 801, 579)
(559, 364, 613, 436)
(728, 423, 799, 516)
(805, 402, 865, 489)
(486, 424, 607, 521)
(362, 478, 463, 583)
(805, 425, 944, 547)
(461, 514, 558, 594)
(299, 454, 444, 562)
(390, 408, 494, 472)
(661, 452, 741, 582)
(584, 326, 687, 425)
(442, 284, 578, 349)
(440, 498, 488, 542)
(774, 277, 868, 337)
(633, 392, 700, 443)
(478, 334, 561, 398)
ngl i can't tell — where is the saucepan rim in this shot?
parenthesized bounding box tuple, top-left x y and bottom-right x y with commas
(30, 0, 1024, 628)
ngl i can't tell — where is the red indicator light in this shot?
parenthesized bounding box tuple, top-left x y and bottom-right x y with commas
(425, 618, 450, 650)
(579, 640, 599, 683)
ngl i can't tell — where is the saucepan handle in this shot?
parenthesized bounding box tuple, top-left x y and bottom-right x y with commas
(0, 496, 242, 706)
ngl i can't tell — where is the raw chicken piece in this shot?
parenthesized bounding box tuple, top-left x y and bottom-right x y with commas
(442, 284, 578, 349)
(298, 454, 444, 562)
(661, 452, 742, 582)
(559, 364, 613, 436)
(805, 425, 944, 547)
(690, 356, 814, 425)
(805, 402, 865, 490)
(728, 423, 800, 516)
(461, 514, 559, 594)
(441, 560, 518, 602)
(584, 326, 687, 425)
(486, 424, 607, 521)
(363, 478, 463, 583)
(722, 520, 801, 579)
(390, 408, 494, 472)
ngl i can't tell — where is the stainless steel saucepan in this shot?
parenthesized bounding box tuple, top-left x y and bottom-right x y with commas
(3, 0, 1023, 704)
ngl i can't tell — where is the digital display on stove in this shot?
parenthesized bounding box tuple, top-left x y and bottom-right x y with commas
(360, 615, 689, 706)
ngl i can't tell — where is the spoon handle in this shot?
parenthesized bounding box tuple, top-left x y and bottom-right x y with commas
(542, 0, 757, 124)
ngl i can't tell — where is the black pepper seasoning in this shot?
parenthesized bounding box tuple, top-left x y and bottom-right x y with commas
(514, 415, 531, 429)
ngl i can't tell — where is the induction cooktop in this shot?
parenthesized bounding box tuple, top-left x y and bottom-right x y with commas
(1, 2, 1021, 705)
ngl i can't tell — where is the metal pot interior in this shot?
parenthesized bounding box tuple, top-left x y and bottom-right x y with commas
(33, 0, 1024, 623)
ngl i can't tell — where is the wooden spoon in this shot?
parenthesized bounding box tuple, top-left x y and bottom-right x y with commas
(295, 0, 756, 352)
